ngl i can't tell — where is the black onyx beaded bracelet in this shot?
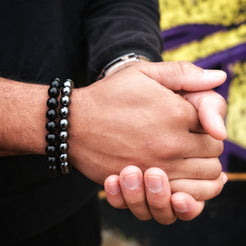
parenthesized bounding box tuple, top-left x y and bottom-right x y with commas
(45, 78, 73, 175)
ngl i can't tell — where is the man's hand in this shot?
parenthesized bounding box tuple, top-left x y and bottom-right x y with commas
(69, 61, 227, 185)
(104, 165, 227, 224)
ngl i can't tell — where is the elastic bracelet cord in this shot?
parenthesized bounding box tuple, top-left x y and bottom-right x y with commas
(46, 78, 62, 176)
(58, 79, 73, 174)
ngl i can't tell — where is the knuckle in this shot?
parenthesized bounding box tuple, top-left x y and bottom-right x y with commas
(216, 140, 224, 156)
(176, 61, 194, 76)
(192, 165, 204, 179)
(203, 158, 222, 180)
(155, 215, 177, 225)
(211, 159, 222, 178)
(213, 179, 224, 197)
(137, 213, 152, 221)
(127, 199, 145, 209)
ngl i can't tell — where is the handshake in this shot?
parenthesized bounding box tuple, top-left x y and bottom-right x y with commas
(69, 61, 228, 225)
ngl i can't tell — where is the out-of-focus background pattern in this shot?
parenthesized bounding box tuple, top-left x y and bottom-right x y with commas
(160, 0, 246, 175)
(101, 1, 246, 245)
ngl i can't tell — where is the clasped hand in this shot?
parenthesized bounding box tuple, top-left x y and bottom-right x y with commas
(69, 61, 227, 224)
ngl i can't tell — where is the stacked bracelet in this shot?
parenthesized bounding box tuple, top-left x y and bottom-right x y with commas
(45, 78, 73, 175)
(59, 79, 73, 174)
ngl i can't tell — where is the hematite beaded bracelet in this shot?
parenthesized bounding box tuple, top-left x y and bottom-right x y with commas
(58, 79, 74, 174)
(46, 78, 62, 176)
(45, 78, 73, 175)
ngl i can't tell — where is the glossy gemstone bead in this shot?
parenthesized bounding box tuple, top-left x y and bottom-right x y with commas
(46, 133, 58, 144)
(59, 131, 69, 141)
(46, 109, 58, 120)
(59, 142, 68, 153)
(46, 121, 57, 132)
(60, 153, 68, 162)
(63, 79, 74, 88)
(60, 95, 71, 106)
(45, 145, 57, 156)
(48, 87, 60, 98)
(59, 107, 70, 118)
(50, 78, 61, 88)
(59, 119, 70, 130)
(48, 163, 59, 176)
(61, 86, 72, 96)
(47, 97, 59, 109)
(60, 162, 72, 174)
(47, 156, 57, 165)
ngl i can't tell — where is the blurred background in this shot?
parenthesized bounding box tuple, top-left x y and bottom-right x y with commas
(101, 0, 246, 245)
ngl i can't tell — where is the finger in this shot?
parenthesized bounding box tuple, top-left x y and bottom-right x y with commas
(138, 61, 227, 91)
(183, 132, 224, 158)
(183, 90, 227, 140)
(157, 131, 224, 159)
(162, 157, 222, 181)
(119, 166, 152, 221)
(170, 172, 228, 201)
(171, 192, 205, 221)
(104, 175, 128, 209)
(144, 168, 177, 225)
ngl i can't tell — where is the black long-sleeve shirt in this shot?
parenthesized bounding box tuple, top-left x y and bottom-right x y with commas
(0, 0, 162, 244)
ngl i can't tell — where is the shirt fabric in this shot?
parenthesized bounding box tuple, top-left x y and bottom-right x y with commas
(0, 0, 162, 244)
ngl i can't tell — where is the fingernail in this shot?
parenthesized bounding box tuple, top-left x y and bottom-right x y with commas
(173, 202, 188, 213)
(172, 194, 188, 213)
(214, 115, 224, 129)
(203, 69, 226, 79)
(146, 175, 163, 193)
(108, 182, 120, 195)
(214, 115, 227, 137)
(123, 173, 140, 190)
(222, 173, 228, 184)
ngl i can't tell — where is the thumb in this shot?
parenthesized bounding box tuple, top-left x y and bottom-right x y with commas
(138, 61, 227, 91)
(183, 90, 227, 140)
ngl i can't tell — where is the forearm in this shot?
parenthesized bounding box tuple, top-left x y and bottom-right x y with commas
(0, 77, 48, 156)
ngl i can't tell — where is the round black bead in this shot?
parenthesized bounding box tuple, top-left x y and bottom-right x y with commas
(47, 156, 57, 165)
(60, 96, 71, 106)
(63, 79, 74, 88)
(46, 133, 58, 144)
(60, 153, 68, 162)
(48, 87, 60, 98)
(45, 145, 57, 156)
(59, 142, 68, 153)
(59, 107, 70, 118)
(61, 86, 72, 96)
(50, 78, 61, 88)
(46, 121, 57, 132)
(47, 97, 59, 109)
(46, 109, 58, 120)
(48, 163, 59, 176)
(59, 119, 70, 130)
(59, 131, 69, 141)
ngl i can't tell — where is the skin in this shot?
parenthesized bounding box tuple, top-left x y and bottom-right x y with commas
(0, 61, 227, 224)
(103, 61, 228, 224)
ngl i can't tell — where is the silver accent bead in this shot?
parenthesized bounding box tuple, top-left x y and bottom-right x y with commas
(59, 119, 70, 130)
(60, 95, 71, 106)
(59, 106, 70, 118)
(60, 153, 68, 162)
(60, 162, 72, 174)
(61, 86, 72, 96)
(63, 79, 74, 88)
(59, 131, 69, 141)
(59, 142, 68, 153)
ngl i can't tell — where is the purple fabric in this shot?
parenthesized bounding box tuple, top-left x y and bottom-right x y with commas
(162, 24, 246, 171)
